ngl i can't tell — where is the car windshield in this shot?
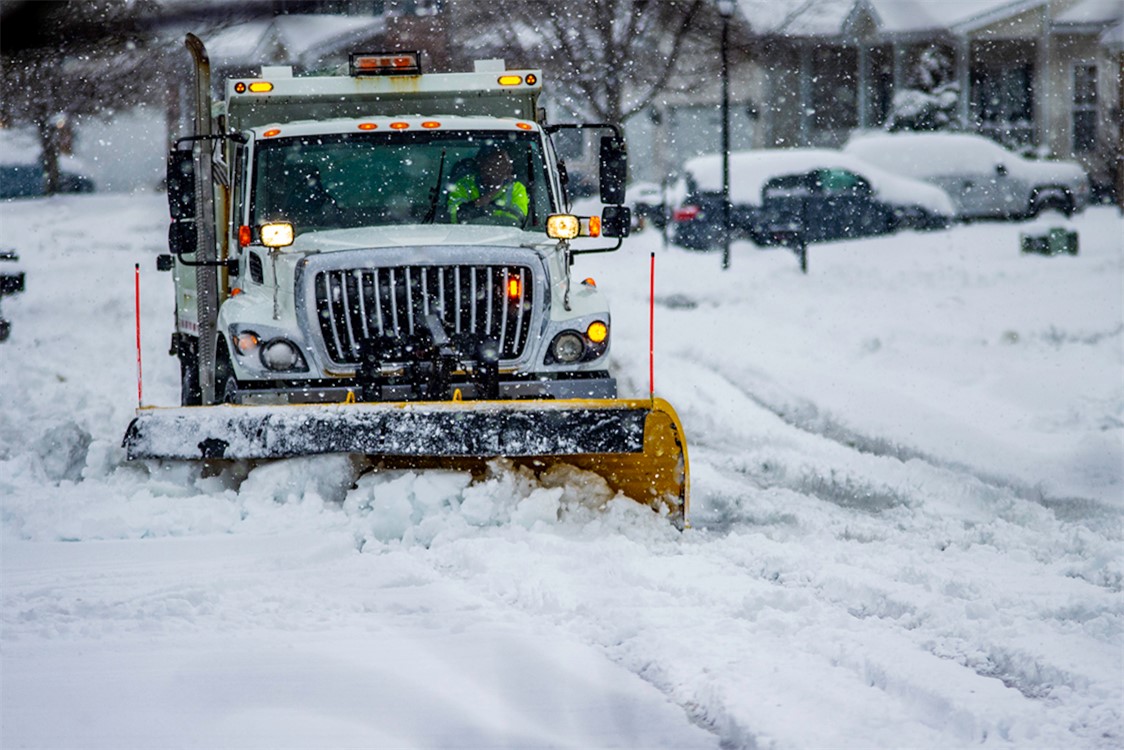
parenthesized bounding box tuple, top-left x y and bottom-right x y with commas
(252, 130, 553, 233)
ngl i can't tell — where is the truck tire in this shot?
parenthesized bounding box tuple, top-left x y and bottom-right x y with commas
(214, 339, 239, 404)
(178, 336, 203, 406)
(1029, 188, 1073, 218)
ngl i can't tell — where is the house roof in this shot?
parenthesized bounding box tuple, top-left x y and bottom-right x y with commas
(740, 0, 1119, 38)
(1103, 20, 1124, 49)
(202, 14, 386, 71)
(1054, 0, 1124, 26)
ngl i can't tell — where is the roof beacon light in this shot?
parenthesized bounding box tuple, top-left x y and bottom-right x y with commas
(350, 51, 421, 77)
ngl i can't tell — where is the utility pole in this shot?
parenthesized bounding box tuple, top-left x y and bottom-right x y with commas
(718, 0, 734, 269)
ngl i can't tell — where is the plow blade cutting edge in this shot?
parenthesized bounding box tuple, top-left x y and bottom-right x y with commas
(123, 398, 689, 527)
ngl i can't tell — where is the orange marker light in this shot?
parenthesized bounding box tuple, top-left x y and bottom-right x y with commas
(357, 122, 377, 130)
(238, 225, 252, 247)
(248, 81, 273, 93)
(581, 277, 597, 287)
(507, 277, 521, 299)
(421, 121, 441, 129)
(588, 215, 601, 237)
(263, 128, 281, 138)
(234, 331, 259, 352)
(230, 287, 243, 297)
(516, 122, 533, 130)
(389, 121, 409, 130)
(498, 75, 523, 86)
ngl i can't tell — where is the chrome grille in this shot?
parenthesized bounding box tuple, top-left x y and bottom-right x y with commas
(314, 265, 533, 365)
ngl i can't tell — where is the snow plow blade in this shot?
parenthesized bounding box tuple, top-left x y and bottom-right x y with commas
(123, 398, 689, 526)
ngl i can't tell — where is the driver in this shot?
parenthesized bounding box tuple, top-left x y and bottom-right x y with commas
(448, 145, 529, 225)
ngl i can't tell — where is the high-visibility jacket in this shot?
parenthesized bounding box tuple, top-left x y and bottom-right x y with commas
(448, 175, 529, 224)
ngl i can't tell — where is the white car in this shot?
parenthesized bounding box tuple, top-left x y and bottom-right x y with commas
(844, 131, 1089, 220)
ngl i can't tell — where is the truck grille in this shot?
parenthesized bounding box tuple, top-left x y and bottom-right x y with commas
(314, 265, 533, 365)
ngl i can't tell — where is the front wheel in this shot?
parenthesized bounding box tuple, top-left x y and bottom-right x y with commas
(178, 335, 202, 406)
(214, 339, 240, 405)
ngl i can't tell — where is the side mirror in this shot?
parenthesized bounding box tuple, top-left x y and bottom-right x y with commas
(601, 206, 631, 238)
(168, 219, 196, 256)
(167, 148, 195, 220)
(599, 136, 627, 206)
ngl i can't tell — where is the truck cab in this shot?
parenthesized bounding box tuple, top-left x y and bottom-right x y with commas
(164, 52, 630, 406)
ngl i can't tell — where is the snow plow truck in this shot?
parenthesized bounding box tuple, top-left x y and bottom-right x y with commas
(123, 37, 689, 527)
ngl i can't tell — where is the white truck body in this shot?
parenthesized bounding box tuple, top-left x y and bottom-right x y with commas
(165, 53, 627, 405)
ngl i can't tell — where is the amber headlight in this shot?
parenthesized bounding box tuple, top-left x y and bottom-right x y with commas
(260, 222, 294, 248)
(546, 214, 580, 240)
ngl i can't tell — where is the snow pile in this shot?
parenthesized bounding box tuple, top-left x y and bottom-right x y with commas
(1, 193, 1122, 748)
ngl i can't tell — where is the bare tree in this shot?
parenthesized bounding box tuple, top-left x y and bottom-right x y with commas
(0, 0, 165, 194)
(450, 0, 727, 124)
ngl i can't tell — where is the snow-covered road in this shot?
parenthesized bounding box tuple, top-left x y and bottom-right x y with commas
(2, 194, 1120, 748)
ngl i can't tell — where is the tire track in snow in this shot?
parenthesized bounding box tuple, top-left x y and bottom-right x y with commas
(611, 354, 1123, 746)
(661, 350, 1120, 527)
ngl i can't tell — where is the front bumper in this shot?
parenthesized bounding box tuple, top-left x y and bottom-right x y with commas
(227, 371, 617, 405)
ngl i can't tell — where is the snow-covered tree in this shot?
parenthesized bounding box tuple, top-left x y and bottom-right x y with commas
(885, 44, 960, 133)
(0, 0, 164, 194)
(449, 0, 730, 124)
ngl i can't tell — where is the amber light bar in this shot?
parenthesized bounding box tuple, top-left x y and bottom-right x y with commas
(350, 51, 421, 77)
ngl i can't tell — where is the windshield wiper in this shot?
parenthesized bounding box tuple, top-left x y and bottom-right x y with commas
(422, 148, 447, 224)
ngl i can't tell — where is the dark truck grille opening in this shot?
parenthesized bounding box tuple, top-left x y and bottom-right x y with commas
(314, 265, 533, 365)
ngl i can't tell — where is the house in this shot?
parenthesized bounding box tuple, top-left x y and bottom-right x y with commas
(636, 0, 1121, 200)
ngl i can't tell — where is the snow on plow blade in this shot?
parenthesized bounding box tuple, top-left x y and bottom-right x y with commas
(123, 398, 689, 526)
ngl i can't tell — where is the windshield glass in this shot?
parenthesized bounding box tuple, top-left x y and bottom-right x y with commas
(252, 130, 553, 234)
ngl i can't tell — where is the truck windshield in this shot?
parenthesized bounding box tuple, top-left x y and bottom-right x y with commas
(252, 130, 553, 234)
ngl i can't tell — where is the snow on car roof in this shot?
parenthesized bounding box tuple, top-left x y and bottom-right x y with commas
(682, 147, 954, 215)
(844, 132, 1009, 178)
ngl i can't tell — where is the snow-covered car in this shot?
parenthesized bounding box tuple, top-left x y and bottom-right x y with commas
(844, 131, 1089, 220)
(625, 181, 667, 230)
(0, 129, 95, 199)
(670, 148, 954, 250)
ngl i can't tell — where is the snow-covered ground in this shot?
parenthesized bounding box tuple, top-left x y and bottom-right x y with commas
(1, 193, 1121, 748)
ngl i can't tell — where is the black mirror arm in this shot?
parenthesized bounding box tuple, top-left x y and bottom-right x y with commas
(174, 132, 247, 149)
(571, 238, 623, 255)
(174, 256, 239, 273)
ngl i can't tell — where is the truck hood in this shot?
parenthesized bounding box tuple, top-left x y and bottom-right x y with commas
(285, 224, 553, 253)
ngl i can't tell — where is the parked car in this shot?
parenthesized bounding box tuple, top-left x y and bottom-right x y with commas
(0, 165, 94, 198)
(625, 181, 667, 230)
(670, 148, 954, 250)
(844, 131, 1089, 220)
(0, 129, 95, 199)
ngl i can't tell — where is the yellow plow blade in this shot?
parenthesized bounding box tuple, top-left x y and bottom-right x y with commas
(124, 397, 689, 527)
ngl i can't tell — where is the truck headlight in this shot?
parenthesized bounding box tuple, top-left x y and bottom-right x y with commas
(260, 339, 307, 371)
(550, 332, 584, 363)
